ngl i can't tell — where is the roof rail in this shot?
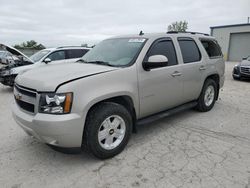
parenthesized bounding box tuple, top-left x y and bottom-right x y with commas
(167, 31, 209, 36)
(56, 46, 91, 49)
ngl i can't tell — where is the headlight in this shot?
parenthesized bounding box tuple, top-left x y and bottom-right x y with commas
(39, 93, 73, 114)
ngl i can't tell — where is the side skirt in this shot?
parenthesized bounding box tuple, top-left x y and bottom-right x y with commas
(136, 101, 197, 126)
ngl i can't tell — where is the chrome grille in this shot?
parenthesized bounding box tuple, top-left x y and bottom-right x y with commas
(240, 66, 250, 75)
(14, 84, 37, 113)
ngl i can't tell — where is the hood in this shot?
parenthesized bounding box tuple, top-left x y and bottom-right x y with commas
(240, 59, 250, 66)
(0, 44, 34, 63)
(15, 62, 118, 92)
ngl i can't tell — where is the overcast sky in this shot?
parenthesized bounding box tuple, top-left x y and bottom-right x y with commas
(0, 0, 249, 47)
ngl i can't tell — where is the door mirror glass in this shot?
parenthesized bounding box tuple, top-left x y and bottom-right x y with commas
(143, 55, 168, 71)
(43, 58, 52, 64)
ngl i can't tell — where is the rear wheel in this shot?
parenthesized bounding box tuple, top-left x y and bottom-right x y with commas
(83, 102, 132, 159)
(196, 79, 217, 112)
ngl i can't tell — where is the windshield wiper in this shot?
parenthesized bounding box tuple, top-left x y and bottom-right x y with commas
(76, 59, 88, 63)
(87, 61, 114, 67)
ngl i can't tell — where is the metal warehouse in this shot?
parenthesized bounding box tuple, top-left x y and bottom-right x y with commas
(210, 23, 250, 61)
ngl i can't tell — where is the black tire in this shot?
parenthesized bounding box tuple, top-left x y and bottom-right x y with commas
(196, 79, 218, 112)
(233, 76, 241, 80)
(82, 102, 132, 159)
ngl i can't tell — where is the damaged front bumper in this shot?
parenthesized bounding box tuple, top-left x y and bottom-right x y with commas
(0, 72, 17, 86)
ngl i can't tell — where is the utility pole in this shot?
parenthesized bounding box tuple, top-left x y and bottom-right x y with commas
(248, 17, 250, 23)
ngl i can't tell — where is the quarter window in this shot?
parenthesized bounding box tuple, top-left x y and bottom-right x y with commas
(178, 38, 201, 63)
(200, 39, 222, 58)
(47, 51, 66, 61)
(146, 39, 178, 66)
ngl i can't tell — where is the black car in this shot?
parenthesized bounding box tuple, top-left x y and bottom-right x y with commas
(233, 56, 250, 80)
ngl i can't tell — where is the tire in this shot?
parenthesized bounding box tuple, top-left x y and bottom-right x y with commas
(233, 75, 240, 80)
(196, 79, 218, 112)
(82, 102, 132, 159)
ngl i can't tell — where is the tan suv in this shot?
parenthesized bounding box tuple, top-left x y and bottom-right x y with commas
(12, 32, 225, 159)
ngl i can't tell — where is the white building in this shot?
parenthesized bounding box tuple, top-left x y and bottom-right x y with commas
(210, 23, 250, 61)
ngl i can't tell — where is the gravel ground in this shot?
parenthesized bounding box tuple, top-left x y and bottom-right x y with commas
(0, 61, 250, 188)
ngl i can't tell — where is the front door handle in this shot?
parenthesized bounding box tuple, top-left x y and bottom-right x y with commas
(171, 71, 182, 77)
(199, 66, 206, 70)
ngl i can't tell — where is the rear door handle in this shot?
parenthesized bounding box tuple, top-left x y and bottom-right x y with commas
(199, 66, 206, 70)
(171, 71, 182, 77)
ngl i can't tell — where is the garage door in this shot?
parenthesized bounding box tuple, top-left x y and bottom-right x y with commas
(228, 32, 250, 61)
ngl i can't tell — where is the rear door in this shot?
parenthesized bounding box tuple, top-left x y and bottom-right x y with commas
(138, 38, 184, 118)
(66, 49, 89, 61)
(177, 37, 205, 102)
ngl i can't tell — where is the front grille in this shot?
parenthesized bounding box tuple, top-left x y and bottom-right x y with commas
(14, 84, 36, 98)
(15, 98, 35, 113)
(14, 84, 37, 113)
(240, 66, 250, 75)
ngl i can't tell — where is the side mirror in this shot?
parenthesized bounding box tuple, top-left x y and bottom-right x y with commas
(143, 55, 168, 71)
(44, 58, 52, 64)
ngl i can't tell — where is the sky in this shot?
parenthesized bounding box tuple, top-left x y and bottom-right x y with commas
(0, 0, 249, 47)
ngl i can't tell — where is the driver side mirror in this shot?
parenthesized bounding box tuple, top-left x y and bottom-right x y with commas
(143, 55, 168, 71)
(43, 58, 52, 64)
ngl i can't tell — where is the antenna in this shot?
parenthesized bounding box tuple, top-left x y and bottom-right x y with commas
(139, 30, 144, 36)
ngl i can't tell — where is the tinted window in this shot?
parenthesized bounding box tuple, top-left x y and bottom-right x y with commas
(147, 39, 177, 66)
(67, 49, 88, 59)
(47, 51, 66, 61)
(178, 38, 201, 63)
(200, 39, 222, 58)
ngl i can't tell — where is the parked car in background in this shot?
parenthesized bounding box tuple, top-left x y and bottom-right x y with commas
(0, 44, 91, 86)
(12, 32, 225, 159)
(233, 56, 250, 80)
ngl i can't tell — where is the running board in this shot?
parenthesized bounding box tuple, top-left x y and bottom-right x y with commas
(136, 101, 197, 126)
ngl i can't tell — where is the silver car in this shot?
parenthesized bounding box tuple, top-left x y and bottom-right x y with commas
(12, 32, 225, 159)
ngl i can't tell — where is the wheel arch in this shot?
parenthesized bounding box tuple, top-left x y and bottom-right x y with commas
(204, 73, 220, 100)
(84, 95, 137, 134)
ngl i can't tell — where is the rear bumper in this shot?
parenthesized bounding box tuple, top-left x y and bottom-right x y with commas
(12, 103, 84, 148)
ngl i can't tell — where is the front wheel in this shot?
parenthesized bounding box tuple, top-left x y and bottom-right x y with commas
(82, 102, 132, 159)
(196, 79, 217, 112)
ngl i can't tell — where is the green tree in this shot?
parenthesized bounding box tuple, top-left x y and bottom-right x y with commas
(168, 21, 188, 32)
(14, 40, 46, 50)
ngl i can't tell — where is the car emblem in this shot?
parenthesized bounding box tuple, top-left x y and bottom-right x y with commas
(15, 93, 22, 100)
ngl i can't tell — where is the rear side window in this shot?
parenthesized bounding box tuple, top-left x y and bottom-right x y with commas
(67, 49, 89, 59)
(200, 39, 222, 58)
(146, 39, 178, 66)
(178, 38, 201, 63)
(47, 50, 66, 61)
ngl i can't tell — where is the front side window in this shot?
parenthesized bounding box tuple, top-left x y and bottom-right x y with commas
(178, 38, 201, 63)
(146, 39, 178, 66)
(30, 50, 50, 62)
(67, 49, 89, 59)
(81, 38, 146, 67)
(200, 39, 222, 58)
(47, 50, 66, 61)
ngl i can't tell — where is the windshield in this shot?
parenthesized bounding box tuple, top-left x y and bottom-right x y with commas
(81, 38, 146, 67)
(30, 50, 50, 62)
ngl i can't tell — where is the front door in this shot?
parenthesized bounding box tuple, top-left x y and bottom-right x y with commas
(138, 38, 184, 118)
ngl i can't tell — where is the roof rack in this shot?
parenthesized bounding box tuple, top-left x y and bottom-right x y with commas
(167, 31, 209, 36)
(56, 46, 91, 49)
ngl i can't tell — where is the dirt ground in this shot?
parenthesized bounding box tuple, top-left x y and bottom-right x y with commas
(0, 61, 250, 188)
